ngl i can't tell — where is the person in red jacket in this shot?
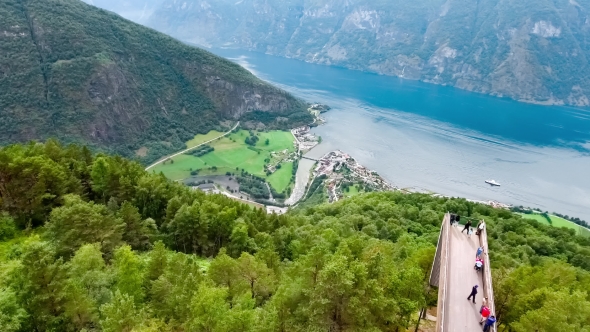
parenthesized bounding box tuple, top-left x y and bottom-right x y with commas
(479, 306, 491, 324)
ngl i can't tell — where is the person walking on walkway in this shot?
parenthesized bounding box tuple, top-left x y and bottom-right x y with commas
(483, 315, 496, 332)
(467, 285, 478, 303)
(462, 220, 472, 234)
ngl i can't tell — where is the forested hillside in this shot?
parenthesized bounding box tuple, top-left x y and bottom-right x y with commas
(1, 141, 590, 331)
(0, 0, 311, 163)
(99, 0, 590, 107)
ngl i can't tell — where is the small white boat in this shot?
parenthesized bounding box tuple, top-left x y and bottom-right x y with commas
(485, 179, 501, 187)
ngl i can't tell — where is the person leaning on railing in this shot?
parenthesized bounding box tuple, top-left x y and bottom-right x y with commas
(476, 219, 486, 235)
(483, 315, 496, 332)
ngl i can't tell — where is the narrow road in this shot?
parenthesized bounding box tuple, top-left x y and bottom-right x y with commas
(145, 122, 239, 171)
(264, 182, 276, 203)
(445, 225, 484, 331)
(291, 129, 301, 153)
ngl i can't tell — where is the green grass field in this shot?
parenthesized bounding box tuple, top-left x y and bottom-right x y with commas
(267, 162, 294, 193)
(151, 130, 296, 193)
(518, 213, 590, 237)
(185, 130, 224, 148)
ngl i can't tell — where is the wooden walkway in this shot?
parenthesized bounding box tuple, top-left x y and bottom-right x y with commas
(430, 214, 496, 332)
(445, 226, 484, 331)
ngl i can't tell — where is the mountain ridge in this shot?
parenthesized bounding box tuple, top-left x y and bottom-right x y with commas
(0, 0, 311, 163)
(127, 0, 590, 107)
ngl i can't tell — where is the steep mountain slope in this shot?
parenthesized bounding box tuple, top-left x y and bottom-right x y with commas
(141, 0, 590, 107)
(0, 0, 311, 162)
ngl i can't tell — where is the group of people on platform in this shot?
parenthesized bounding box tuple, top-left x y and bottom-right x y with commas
(451, 214, 496, 331)
(467, 284, 496, 330)
(475, 247, 484, 272)
(470, 246, 496, 330)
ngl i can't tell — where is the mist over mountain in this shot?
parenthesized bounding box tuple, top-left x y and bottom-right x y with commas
(82, 0, 164, 24)
(1, 0, 310, 162)
(88, 0, 590, 107)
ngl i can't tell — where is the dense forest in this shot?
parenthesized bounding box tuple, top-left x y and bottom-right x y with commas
(1, 141, 590, 331)
(0, 0, 310, 163)
(236, 175, 270, 199)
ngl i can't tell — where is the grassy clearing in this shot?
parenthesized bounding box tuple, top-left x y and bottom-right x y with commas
(268, 162, 293, 193)
(518, 213, 590, 236)
(185, 130, 224, 148)
(343, 184, 362, 198)
(151, 130, 296, 193)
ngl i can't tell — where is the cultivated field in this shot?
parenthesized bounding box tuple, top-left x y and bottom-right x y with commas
(185, 130, 224, 148)
(151, 130, 296, 193)
(518, 213, 590, 237)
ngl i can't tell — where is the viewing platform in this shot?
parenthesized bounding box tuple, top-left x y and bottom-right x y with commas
(430, 214, 496, 332)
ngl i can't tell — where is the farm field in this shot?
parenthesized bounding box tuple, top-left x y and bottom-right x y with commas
(518, 213, 590, 237)
(151, 129, 296, 193)
(185, 130, 224, 148)
(267, 162, 294, 194)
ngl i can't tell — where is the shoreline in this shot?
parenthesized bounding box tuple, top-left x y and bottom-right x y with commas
(143, 112, 583, 226)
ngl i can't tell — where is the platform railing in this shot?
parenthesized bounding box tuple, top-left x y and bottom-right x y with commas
(430, 213, 451, 332)
(430, 214, 496, 332)
(478, 225, 497, 332)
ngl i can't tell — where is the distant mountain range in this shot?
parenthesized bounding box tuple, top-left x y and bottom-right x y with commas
(0, 0, 310, 163)
(87, 0, 590, 107)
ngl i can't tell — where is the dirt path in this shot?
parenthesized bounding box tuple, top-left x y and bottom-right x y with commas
(145, 122, 239, 171)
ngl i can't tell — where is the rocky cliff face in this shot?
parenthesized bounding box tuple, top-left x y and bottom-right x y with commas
(0, 0, 310, 163)
(138, 0, 590, 107)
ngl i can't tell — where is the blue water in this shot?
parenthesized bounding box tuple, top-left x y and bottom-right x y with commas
(211, 48, 590, 221)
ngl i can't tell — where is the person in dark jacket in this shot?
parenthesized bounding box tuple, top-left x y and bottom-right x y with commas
(467, 285, 478, 303)
(483, 315, 496, 332)
(462, 220, 472, 234)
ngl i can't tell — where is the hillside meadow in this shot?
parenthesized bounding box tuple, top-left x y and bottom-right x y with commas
(151, 129, 296, 193)
(518, 212, 590, 237)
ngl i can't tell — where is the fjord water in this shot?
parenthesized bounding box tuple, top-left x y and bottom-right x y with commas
(212, 49, 590, 220)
